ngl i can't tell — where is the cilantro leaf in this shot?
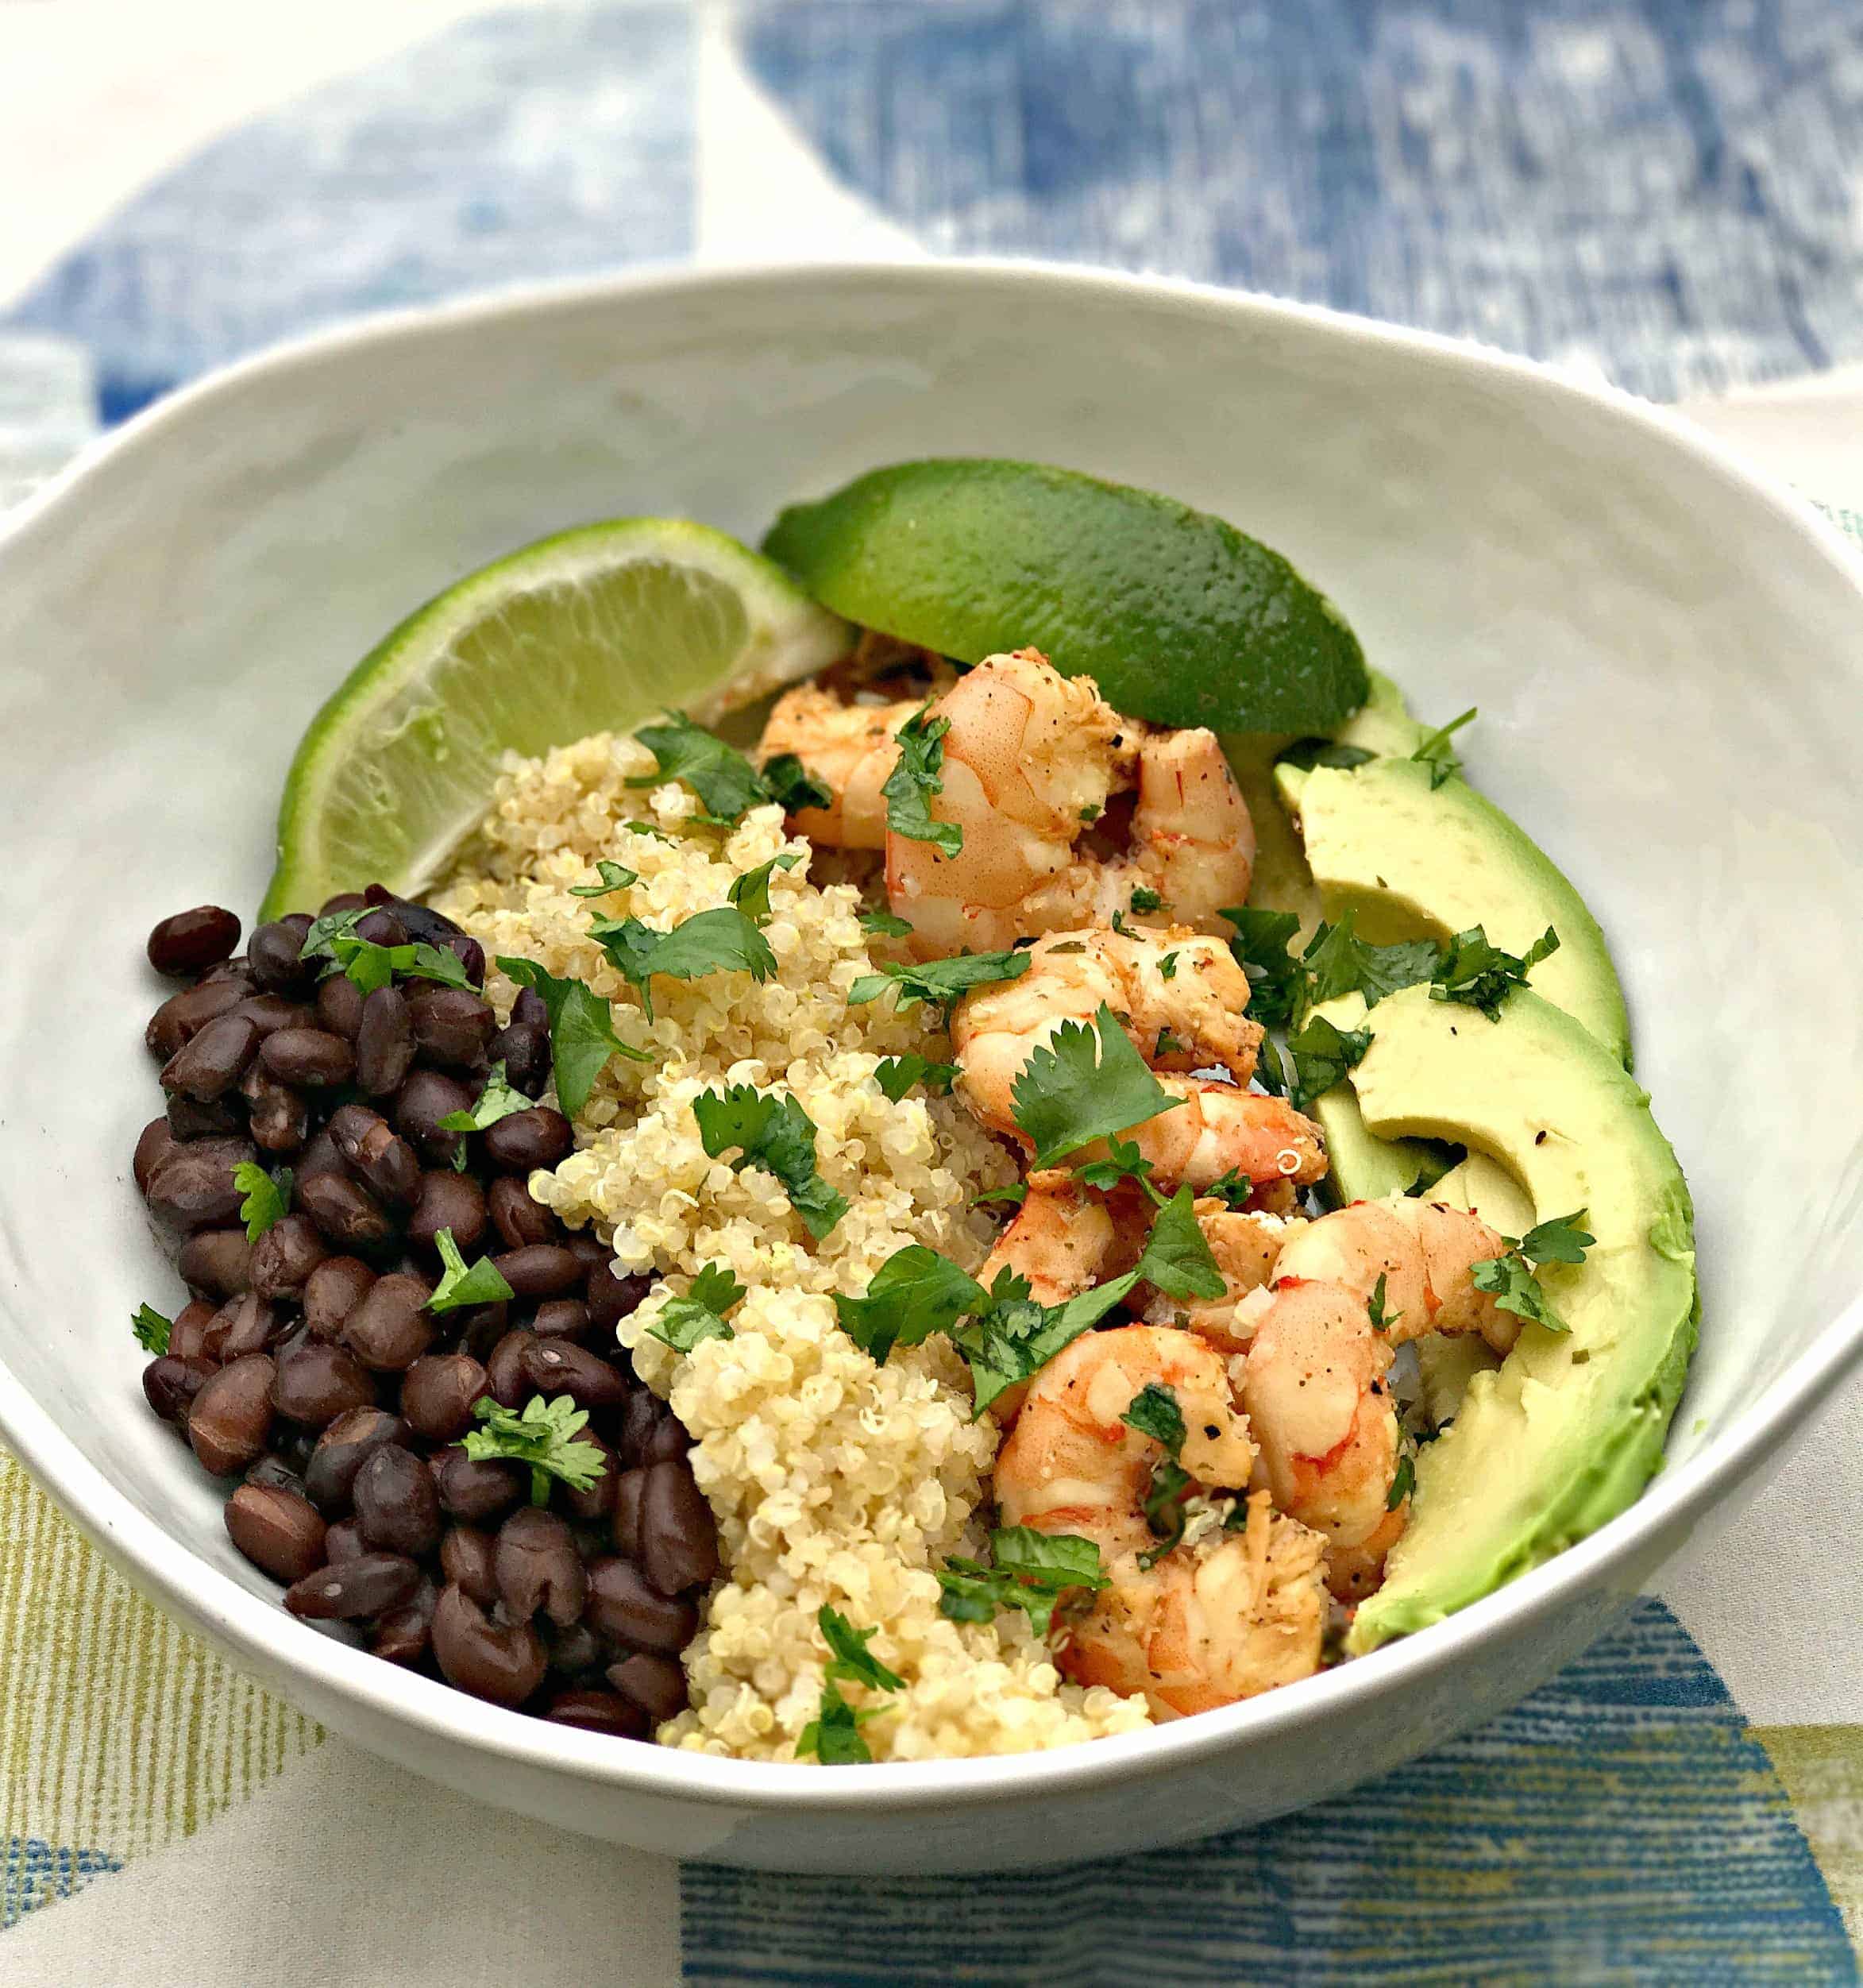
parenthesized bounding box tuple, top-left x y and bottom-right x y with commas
(1122, 1383, 1195, 1566)
(1202, 1167, 1256, 1212)
(1132, 1186, 1226, 1301)
(1471, 1253, 1571, 1334)
(1516, 1208, 1595, 1267)
(936, 1527, 1109, 1639)
(1302, 911, 1441, 1009)
(1386, 1452, 1416, 1511)
(436, 1061, 532, 1135)
(1429, 925, 1559, 1022)
(1253, 1030, 1290, 1098)
(796, 1680, 877, 1764)
(1071, 1133, 1158, 1197)
(858, 906, 914, 940)
(820, 1605, 904, 1693)
(880, 704, 961, 856)
(496, 955, 647, 1116)
(232, 1161, 292, 1242)
(798, 1605, 904, 1764)
(628, 712, 770, 824)
(300, 908, 476, 997)
(832, 1245, 986, 1367)
(951, 1271, 1139, 1417)
(1276, 737, 1376, 772)
(591, 906, 777, 1020)
(692, 1085, 849, 1240)
(725, 852, 803, 924)
(569, 859, 639, 898)
(1410, 706, 1477, 789)
(1009, 1002, 1181, 1169)
(297, 905, 368, 964)
(428, 1226, 517, 1314)
(625, 819, 675, 843)
(761, 752, 834, 814)
(1221, 906, 1305, 1028)
(1121, 1381, 1187, 1454)
(132, 1303, 172, 1355)
(1287, 1012, 1374, 1111)
(1367, 1272, 1398, 1334)
(1129, 886, 1163, 913)
(461, 1393, 607, 1507)
(847, 948, 1028, 1020)
(1158, 950, 1179, 982)
(648, 1261, 746, 1353)
(873, 1054, 958, 1101)
(971, 1183, 1028, 1209)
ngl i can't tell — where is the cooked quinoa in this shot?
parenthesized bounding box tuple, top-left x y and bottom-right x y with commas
(431, 731, 1152, 1762)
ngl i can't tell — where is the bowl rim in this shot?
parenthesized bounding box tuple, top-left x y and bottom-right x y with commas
(2, 253, 1861, 1814)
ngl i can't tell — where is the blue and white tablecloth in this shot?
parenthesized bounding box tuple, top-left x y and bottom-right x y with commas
(2, 5, 1861, 1981)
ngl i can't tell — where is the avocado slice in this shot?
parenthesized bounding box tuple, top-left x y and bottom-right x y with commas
(1343, 987, 1696, 1655)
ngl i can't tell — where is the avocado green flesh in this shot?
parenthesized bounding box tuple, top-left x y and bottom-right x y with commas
(1344, 988, 1697, 1655)
(1306, 992, 1447, 1199)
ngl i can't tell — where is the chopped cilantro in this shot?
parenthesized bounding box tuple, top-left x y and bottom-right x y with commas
(1471, 1253, 1571, 1334)
(1277, 737, 1376, 772)
(692, 1085, 849, 1240)
(937, 1527, 1109, 1639)
(1132, 1186, 1226, 1301)
(725, 851, 803, 924)
(971, 1183, 1028, 1210)
(1072, 1133, 1159, 1198)
(628, 712, 770, 824)
(1078, 803, 1102, 824)
(649, 1262, 746, 1353)
(1159, 950, 1179, 982)
(624, 819, 675, 842)
(1110, 909, 1131, 936)
(797, 1605, 904, 1764)
(1410, 706, 1477, 789)
(1386, 1452, 1416, 1510)
(819, 1606, 904, 1693)
(1121, 1380, 1188, 1453)
(833, 1245, 986, 1367)
(950, 1270, 1140, 1417)
(461, 1393, 606, 1507)
(591, 905, 777, 1020)
(1253, 1031, 1290, 1098)
(436, 1061, 531, 1135)
(496, 955, 647, 1116)
(1429, 924, 1559, 1022)
(847, 948, 1028, 1021)
(1302, 911, 1442, 1010)
(1221, 906, 1305, 1028)
(1287, 1012, 1374, 1111)
(568, 859, 639, 898)
(873, 1054, 958, 1101)
(131, 1303, 172, 1355)
(1129, 886, 1163, 913)
(232, 1161, 292, 1243)
(858, 906, 914, 940)
(427, 1226, 517, 1314)
(880, 704, 961, 856)
(760, 751, 834, 814)
(1121, 1383, 1194, 1565)
(1517, 1208, 1595, 1267)
(1367, 1272, 1398, 1334)
(1010, 1002, 1182, 1169)
(1202, 1167, 1256, 1212)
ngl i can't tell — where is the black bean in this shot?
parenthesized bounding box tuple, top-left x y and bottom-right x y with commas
(303, 1407, 408, 1515)
(372, 1579, 438, 1666)
(619, 1391, 671, 1471)
(145, 975, 248, 1060)
(432, 1446, 524, 1524)
(260, 1027, 355, 1087)
(340, 1272, 434, 1372)
(531, 1298, 592, 1343)
(297, 1169, 395, 1251)
(484, 1108, 574, 1175)
(524, 1338, 628, 1410)
(548, 1429, 614, 1529)
(440, 1525, 500, 1607)
(225, 1482, 327, 1584)
(484, 1330, 538, 1409)
(187, 1354, 276, 1476)
(178, 1227, 253, 1301)
(229, 993, 316, 1040)
(295, 1125, 345, 1179)
(488, 1021, 549, 1098)
(142, 1354, 215, 1426)
(245, 1452, 309, 1498)
(393, 1067, 472, 1164)
(271, 1340, 376, 1428)
(495, 1507, 587, 1627)
(639, 1458, 719, 1596)
(209, 1292, 282, 1363)
(319, 891, 370, 917)
(356, 986, 417, 1098)
(563, 1231, 609, 1273)
(407, 986, 495, 1068)
(455, 1302, 511, 1364)
(446, 934, 487, 987)
(401, 1353, 488, 1445)
(608, 1652, 688, 1723)
(314, 971, 365, 1040)
(168, 1299, 219, 1365)
(584, 1558, 697, 1654)
(355, 907, 407, 948)
(493, 1245, 583, 1302)
(148, 905, 241, 978)
(248, 917, 312, 994)
(160, 1013, 260, 1103)
(511, 986, 549, 1032)
(326, 1102, 420, 1208)
(249, 1213, 327, 1300)
(379, 894, 461, 943)
(486, 1175, 559, 1251)
(146, 1137, 258, 1232)
(353, 1446, 442, 1558)
(611, 1466, 647, 1558)
(588, 1264, 651, 1334)
(543, 1689, 648, 1739)
(303, 1256, 376, 1340)
(284, 1552, 421, 1623)
(430, 1585, 546, 1707)
(407, 1172, 487, 1256)
(239, 1063, 310, 1155)
(133, 1116, 177, 1195)
(323, 1518, 367, 1563)
(166, 1092, 245, 1140)
(642, 1415, 688, 1466)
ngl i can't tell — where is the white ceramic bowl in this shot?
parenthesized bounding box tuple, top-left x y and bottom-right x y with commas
(2, 262, 1860, 1875)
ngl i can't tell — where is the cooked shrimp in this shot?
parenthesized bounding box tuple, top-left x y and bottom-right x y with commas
(1138, 1202, 1297, 1356)
(1067, 1080, 1329, 1192)
(754, 683, 918, 849)
(951, 925, 1262, 1133)
(1240, 1197, 1515, 1600)
(993, 1326, 1324, 1716)
(978, 1170, 1116, 1308)
(882, 649, 1255, 955)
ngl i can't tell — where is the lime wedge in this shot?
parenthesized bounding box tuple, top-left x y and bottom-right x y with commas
(261, 519, 851, 917)
(762, 459, 1367, 732)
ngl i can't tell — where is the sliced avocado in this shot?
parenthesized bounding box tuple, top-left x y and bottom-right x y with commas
(1332, 666, 1429, 758)
(1344, 987, 1696, 1655)
(1305, 992, 1448, 1199)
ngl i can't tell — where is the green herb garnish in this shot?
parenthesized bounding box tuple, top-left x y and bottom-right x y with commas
(648, 1262, 746, 1353)
(568, 859, 640, 898)
(1287, 1012, 1374, 1111)
(797, 1605, 904, 1765)
(232, 1161, 292, 1242)
(629, 712, 770, 824)
(1129, 886, 1163, 914)
(591, 906, 777, 1020)
(692, 1085, 849, 1241)
(874, 1054, 958, 1101)
(1429, 924, 1559, 1022)
(1277, 737, 1376, 772)
(1410, 706, 1477, 789)
(847, 948, 1029, 1021)
(1367, 1272, 1398, 1334)
(1122, 1383, 1193, 1567)
(761, 752, 834, 814)
(858, 906, 915, 940)
(1131, 1186, 1226, 1301)
(495, 956, 647, 1116)
(428, 1226, 517, 1314)
(1010, 1002, 1181, 1169)
(132, 1303, 172, 1355)
(937, 1527, 1109, 1639)
(1468, 1208, 1594, 1336)
(881, 704, 961, 855)
(1302, 912, 1441, 1010)
(1220, 906, 1305, 1028)
(726, 851, 804, 923)
(1387, 1453, 1416, 1510)
(462, 1394, 606, 1507)
(436, 1061, 531, 1136)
